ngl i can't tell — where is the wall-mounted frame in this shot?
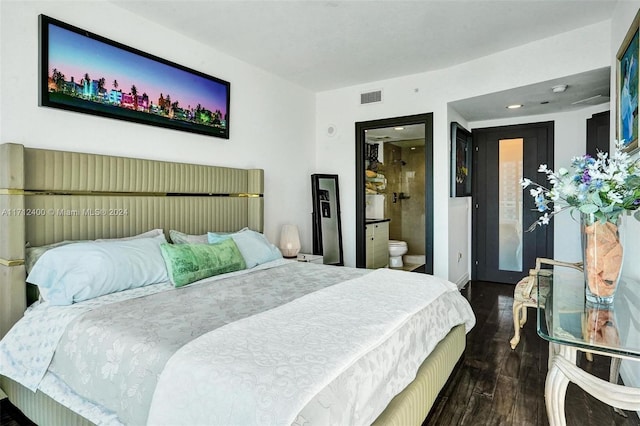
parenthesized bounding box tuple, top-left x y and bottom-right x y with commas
(450, 122, 472, 197)
(39, 15, 230, 139)
(616, 9, 639, 154)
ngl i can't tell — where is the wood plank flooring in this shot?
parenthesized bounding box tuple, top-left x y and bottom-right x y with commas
(427, 281, 640, 426)
(1, 280, 639, 425)
(0, 399, 35, 426)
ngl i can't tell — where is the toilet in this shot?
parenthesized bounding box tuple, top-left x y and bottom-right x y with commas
(388, 240, 408, 268)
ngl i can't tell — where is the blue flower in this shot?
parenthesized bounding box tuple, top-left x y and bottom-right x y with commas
(524, 141, 640, 230)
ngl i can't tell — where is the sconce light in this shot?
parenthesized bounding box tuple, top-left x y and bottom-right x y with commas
(279, 224, 301, 258)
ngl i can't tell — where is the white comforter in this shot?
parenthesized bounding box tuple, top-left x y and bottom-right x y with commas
(147, 268, 475, 426)
(0, 262, 475, 425)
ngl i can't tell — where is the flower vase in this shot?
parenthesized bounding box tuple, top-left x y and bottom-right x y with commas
(581, 213, 624, 305)
(584, 304, 620, 346)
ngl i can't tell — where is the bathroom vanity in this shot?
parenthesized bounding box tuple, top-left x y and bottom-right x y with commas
(365, 218, 390, 269)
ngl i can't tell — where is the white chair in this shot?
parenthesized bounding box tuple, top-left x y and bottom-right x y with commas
(510, 258, 584, 350)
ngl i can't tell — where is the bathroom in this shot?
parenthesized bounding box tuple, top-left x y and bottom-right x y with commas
(365, 124, 426, 272)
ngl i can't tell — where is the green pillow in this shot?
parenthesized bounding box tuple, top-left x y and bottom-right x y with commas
(159, 239, 246, 288)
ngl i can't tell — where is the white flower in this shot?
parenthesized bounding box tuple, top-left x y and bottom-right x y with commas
(608, 190, 623, 203)
(558, 181, 577, 197)
(520, 178, 532, 188)
(530, 187, 543, 197)
(524, 140, 640, 230)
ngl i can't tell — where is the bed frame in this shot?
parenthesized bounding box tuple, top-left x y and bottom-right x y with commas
(0, 143, 465, 426)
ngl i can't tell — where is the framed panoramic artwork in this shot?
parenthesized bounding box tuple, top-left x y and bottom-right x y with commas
(450, 122, 472, 197)
(39, 15, 230, 139)
(616, 9, 640, 153)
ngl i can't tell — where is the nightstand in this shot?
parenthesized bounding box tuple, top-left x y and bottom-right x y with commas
(296, 253, 323, 264)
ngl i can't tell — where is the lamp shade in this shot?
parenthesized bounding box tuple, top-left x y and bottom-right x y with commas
(279, 224, 301, 258)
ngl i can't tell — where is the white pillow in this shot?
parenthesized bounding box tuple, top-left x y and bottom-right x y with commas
(27, 234, 169, 305)
(169, 229, 209, 245)
(26, 229, 165, 274)
(95, 228, 164, 242)
(208, 229, 282, 268)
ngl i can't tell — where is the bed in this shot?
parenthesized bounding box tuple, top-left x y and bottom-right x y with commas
(0, 143, 475, 425)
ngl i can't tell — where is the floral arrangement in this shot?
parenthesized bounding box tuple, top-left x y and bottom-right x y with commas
(520, 141, 640, 231)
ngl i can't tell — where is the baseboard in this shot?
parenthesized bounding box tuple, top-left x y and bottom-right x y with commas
(454, 273, 470, 290)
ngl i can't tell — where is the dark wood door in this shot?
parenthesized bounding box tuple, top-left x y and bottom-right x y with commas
(587, 110, 610, 158)
(472, 122, 554, 284)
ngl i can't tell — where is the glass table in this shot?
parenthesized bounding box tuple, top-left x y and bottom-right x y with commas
(536, 263, 640, 426)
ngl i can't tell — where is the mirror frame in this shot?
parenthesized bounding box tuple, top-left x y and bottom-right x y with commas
(355, 113, 434, 273)
(311, 174, 344, 266)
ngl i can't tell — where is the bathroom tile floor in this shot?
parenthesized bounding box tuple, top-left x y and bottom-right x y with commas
(392, 263, 425, 272)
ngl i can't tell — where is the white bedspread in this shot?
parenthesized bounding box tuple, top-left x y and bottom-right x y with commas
(147, 268, 475, 426)
(0, 262, 475, 425)
(0, 259, 290, 392)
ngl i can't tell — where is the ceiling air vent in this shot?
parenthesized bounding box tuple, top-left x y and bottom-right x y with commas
(360, 90, 382, 105)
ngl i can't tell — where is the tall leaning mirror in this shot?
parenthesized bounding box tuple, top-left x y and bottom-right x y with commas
(311, 174, 344, 266)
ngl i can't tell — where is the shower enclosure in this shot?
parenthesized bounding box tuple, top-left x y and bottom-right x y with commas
(384, 140, 426, 269)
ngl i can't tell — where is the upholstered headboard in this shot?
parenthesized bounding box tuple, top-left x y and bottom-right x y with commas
(0, 143, 264, 338)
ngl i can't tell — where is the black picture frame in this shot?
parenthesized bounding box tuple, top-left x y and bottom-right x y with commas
(311, 174, 344, 266)
(450, 122, 472, 197)
(39, 15, 230, 139)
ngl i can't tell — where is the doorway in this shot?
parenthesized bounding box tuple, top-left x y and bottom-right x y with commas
(355, 113, 434, 273)
(472, 122, 554, 283)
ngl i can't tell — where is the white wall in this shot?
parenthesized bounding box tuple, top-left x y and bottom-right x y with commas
(609, 0, 640, 396)
(316, 21, 610, 276)
(469, 103, 611, 264)
(447, 107, 471, 288)
(0, 1, 317, 250)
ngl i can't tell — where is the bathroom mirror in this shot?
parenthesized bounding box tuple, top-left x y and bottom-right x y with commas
(311, 174, 344, 266)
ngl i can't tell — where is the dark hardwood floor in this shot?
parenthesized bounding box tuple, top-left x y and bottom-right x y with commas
(0, 399, 35, 426)
(1, 281, 638, 426)
(428, 281, 640, 426)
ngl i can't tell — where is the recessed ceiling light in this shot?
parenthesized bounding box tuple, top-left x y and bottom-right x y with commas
(394, 127, 404, 130)
(506, 104, 523, 109)
(411, 147, 416, 150)
(552, 84, 568, 93)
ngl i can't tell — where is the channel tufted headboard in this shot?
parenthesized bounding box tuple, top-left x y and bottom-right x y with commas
(0, 143, 264, 338)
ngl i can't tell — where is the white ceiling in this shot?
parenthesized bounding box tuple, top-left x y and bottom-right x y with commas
(111, 0, 616, 120)
(450, 67, 611, 122)
(366, 124, 425, 144)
